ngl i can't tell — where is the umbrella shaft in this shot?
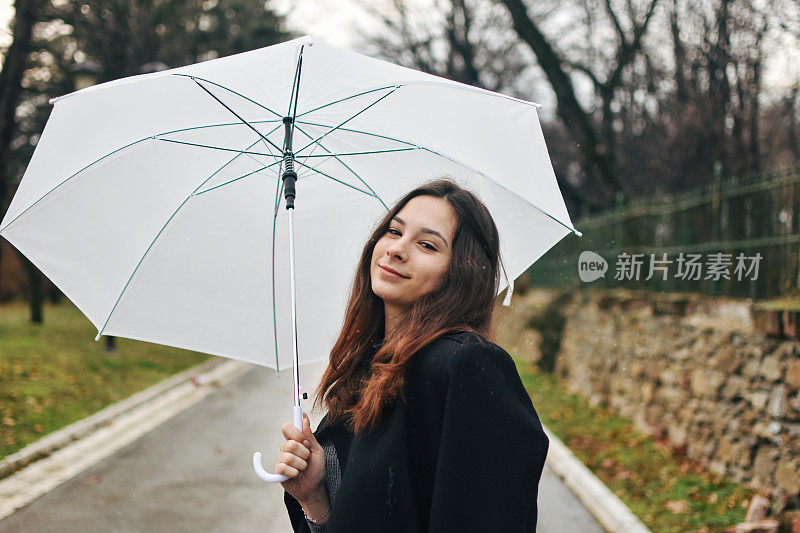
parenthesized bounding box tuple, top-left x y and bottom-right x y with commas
(287, 206, 301, 408)
(281, 114, 300, 410)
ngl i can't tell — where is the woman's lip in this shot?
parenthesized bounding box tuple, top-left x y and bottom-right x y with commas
(379, 265, 408, 279)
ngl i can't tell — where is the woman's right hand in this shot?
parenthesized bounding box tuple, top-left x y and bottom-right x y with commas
(277, 412, 327, 507)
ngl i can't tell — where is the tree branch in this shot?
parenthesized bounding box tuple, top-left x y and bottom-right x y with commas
(603, 0, 629, 49)
(497, 0, 623, 202)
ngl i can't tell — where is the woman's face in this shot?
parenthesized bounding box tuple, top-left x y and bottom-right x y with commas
(370, 195, 457, 315)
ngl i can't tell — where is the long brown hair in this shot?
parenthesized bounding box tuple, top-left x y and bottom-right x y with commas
(312, 178, 502, 434)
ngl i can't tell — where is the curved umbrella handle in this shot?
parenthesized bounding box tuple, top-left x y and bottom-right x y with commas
(253, 405, 304, 483)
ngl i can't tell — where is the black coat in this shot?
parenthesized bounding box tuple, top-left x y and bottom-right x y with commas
(284, 331, 549, 532)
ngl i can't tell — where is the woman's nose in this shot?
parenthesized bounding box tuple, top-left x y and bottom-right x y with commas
(386, 240, 408, 260)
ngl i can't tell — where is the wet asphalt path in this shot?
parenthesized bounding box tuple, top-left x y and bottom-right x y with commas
(0, 362, 602, 532)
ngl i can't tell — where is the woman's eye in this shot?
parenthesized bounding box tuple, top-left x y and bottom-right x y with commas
(387, 228, 401, 236)
(421, 242, 437, 251)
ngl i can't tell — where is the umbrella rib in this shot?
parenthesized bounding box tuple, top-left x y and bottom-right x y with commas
(198, 124, 288, 197)
(293, 159, 376, 198)
(156, 138, 282, 160)
(194, 161, 282, 196)
(193, 123, 285, 196)
(294, 138, 325, 179)
(292, 123, 389, 209)
(294, 154, 325, 179)
(155, 119, 283, 136)
(301, 148, 417, 158)
(292, 79, 541, 123)
(417, 145, 581, 236)
(296, 85, 399, 118)
(294, 87, 399, 157)
(293, 136, 342, 179)
(286, 46, 303, 118)
(95, 195, 193, 339)
(248, 122, 284, 168)
(288, 44, 305, 147)
(296, 120, 416, 147)
(172, 73, 284, 119)
(293, 122, 580, 236)
(0, 137, 148, 233)
(189, 77, 284, 154)
(93, 137, 283, 339)
(158, 119, 284, 167)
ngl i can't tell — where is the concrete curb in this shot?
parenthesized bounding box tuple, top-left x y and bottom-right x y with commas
(0, 358, 253, 520)
(0, 357, 219, 480)
(543, 422, 652, 533)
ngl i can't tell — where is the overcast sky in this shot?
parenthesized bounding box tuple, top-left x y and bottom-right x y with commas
(0, 1, 11, 49)
(274, 0, 377, 47)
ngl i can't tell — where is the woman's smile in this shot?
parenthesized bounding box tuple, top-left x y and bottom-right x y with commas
(378, 264, 409, 279)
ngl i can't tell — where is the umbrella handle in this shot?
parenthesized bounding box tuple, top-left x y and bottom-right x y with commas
(253, 405, 304, 483)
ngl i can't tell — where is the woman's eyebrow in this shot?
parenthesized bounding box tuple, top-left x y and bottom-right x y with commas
(393, 216, 449, 247)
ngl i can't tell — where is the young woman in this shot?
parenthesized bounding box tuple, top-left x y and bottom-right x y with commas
(276, 179, 549, 532)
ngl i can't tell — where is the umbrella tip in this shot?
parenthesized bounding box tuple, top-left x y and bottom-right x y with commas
(94, 332, 101, 341)
(573, 228, 583, 237)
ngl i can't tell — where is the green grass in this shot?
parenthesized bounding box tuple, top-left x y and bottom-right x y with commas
(0, 300, 210, 461)
(513, 355, 754, 533)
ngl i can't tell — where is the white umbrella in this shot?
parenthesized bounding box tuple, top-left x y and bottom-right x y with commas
(0, 35, 581, 482)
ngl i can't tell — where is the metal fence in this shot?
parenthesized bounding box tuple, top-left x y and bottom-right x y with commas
(528, 167, 800, 300)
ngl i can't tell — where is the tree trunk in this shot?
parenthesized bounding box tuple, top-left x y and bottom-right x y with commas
(786, 87, 800, 162)
(670, 0, 689, 104)
(707, 0, 732, 175)
(0, 0, 39, 208)
(0, 0, 40, 294)
(749, 34, 762, 173)
(19, 251, 43, 323)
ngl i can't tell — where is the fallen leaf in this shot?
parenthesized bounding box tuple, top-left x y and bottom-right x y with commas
(213, 444, 230, 457)
(665, 499, 689, 513)
(82, 475, 102, 485)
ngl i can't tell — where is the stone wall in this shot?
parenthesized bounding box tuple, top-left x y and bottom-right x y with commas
(514, 288, 800, 515)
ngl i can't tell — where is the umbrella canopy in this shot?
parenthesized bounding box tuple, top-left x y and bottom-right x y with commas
(0, 35, 580, 373)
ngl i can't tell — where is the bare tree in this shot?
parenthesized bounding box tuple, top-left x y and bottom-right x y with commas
(497, 0, 659, 206)
(358, 0, 534, 93)
(659, 0, 779, 184)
